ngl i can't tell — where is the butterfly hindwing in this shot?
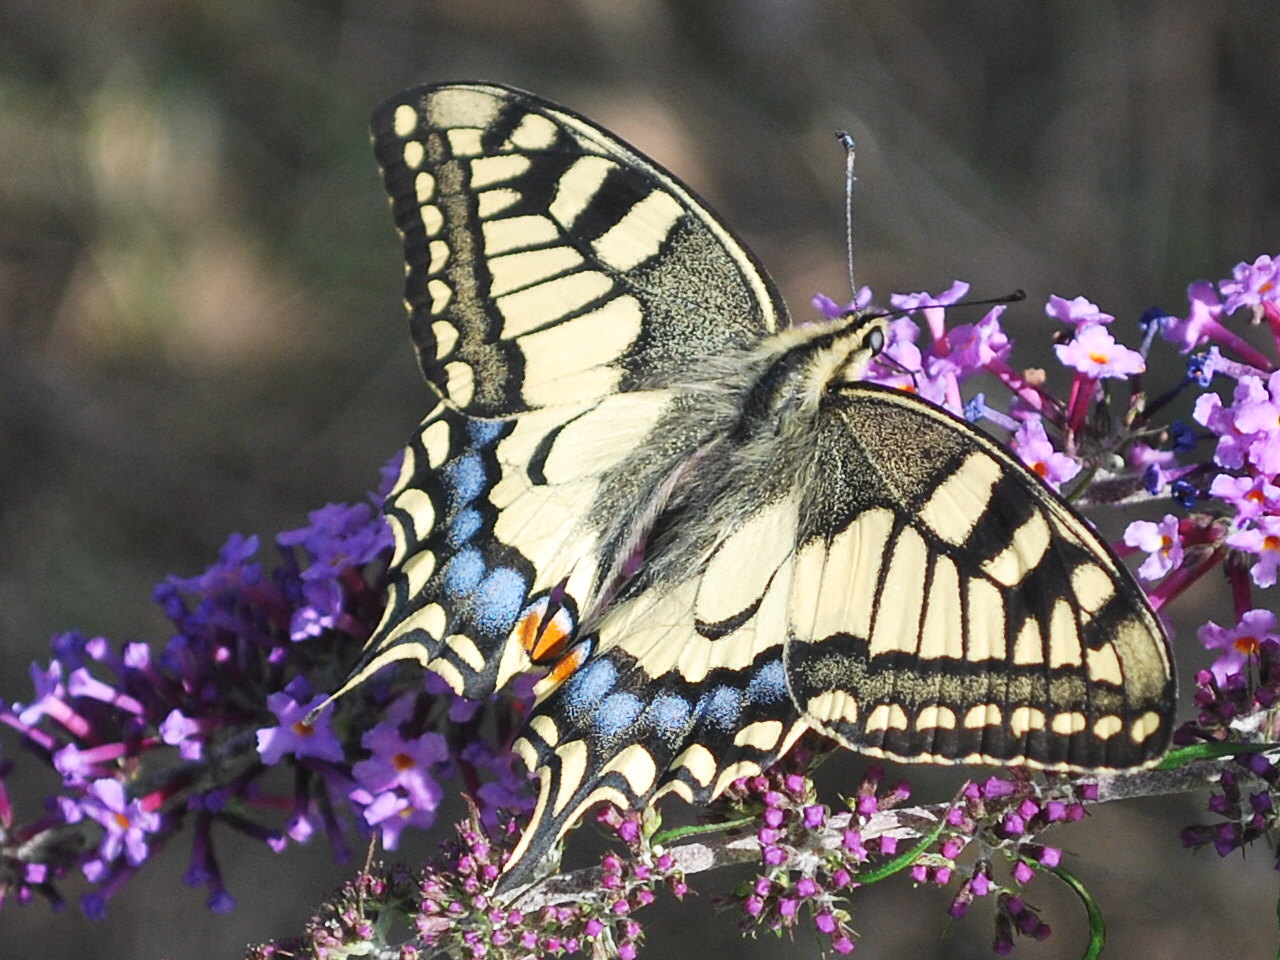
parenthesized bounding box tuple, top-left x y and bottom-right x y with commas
(497, 378, 1174, 889)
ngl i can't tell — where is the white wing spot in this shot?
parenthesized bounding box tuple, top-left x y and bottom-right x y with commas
(427, 278, 453, 314)
(446, 128, 484, 157)
(1086, 642, 1124, 686)
(393, 104, 418, 137)
(470, 154, 532, 189)
(804, 689, 860, 724)
(488, 247, 585, 298)
(714, 760, 765, 797)
(403, 140, 425, 169)
(431, 319, 459, 358)
(421, 418, 452, 468)
(919, 555, 964, 660)
(510, 112, 558, 150)
(1130, 711, 1163, 743)
(918, 452, 1001, 545)
(864, 703, 909, 732)
(1050, 711, 1087, 735)
(732, 720, 784, 750)
(1071, 562, 1116, 616)
(1093, 715, 1123, 739)
(528, 714, 561, 748)
(964, 703, 1003, 728)
(551, 740, 589, 815)
(420, 203, 444, 236)
(428, 239, 450, 275)
(982, 510, 1051, 586)
(401, 548, 436, 597)
(478, 188, 521, 219)
(1012, 617, 1044, 665)
(869, 526, 928, 656)
(496, 271, 613, 338)
(414, 171, 435, 203)
(593, 191, 685, 270)
(444, 633, 486, 671)
(1047, 599, 1083, 667)
(393, 487, 436, 541)
(672, 744, 716, 787)
(916, 705, 957, 729)
(445, 361, 476, 407)
(1009, 706, 1047, 736)
(965, 578, 1007, 660)
(483, 215, 560, 256)
(600, 744, 658, 796)
(550, 155, 614, 227)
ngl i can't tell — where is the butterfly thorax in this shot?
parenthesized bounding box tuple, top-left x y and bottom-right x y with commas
(575, 311, 891, 624)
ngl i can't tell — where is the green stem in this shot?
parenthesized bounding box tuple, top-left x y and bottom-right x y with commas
(1157, 741, 1278, 770)
(1045, 864, 1105, 960)
(652, 816, 756, 846)
(858, 814, 950, 885)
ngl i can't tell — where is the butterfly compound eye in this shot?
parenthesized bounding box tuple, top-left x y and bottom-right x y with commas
(866, 325, 885, 355)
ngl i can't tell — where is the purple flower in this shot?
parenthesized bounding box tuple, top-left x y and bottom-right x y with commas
(1199, 610, 1279, 683)
(80, 779, 162, 869)
(1044, 294, 1115, 327)
(1220, 254, 1280, 313)
(890, 280, 971, 342)
(1209, 474, 1280, 522)
(1161, 282, 1224, 352)
(355, 789, 439, 850)
(1009, 418, 1081, 491)
(935, 307, 1011, 378)
(352, 723, 447, 812)
(277, 501, 393, 579)
(166, 533, 263, 597)
(812, 287, 874, 319)
(1226, 516, 1280, 587)
(1054, 324, 1145, 378)
(256, 689, 345, 765)
(1228, 371, 1280, 475)
(1123, 515, 1185, 581)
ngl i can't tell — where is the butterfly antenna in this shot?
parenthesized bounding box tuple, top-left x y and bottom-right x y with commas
(836, 130, 857, 300)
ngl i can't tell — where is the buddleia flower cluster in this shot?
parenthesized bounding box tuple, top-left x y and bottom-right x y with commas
(0, 482, 534, 919)
(3, 254, 1280, 958)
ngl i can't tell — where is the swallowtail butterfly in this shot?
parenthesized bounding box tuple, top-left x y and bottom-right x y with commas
(332, 82, 1174, 890)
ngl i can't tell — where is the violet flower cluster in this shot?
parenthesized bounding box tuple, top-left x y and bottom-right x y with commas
(0, 476, 533, 920)
(5, 254, 1280, 958)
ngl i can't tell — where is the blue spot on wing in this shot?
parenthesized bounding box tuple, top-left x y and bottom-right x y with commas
(698, 686, 743, 730)
(467, 419, 505, 448)
(447, 507, 483, 547)
(444, 547, 485, 597)
(563, 659, 617, 715)
(471, 566, 527, 634)
(442, 452, 487, 509)
(594, 692, 644, 739)
(746, 660, 787, 704)
(645, 694, 692, 737)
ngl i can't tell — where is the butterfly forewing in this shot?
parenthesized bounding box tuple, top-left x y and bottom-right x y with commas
(372, 83, 786, 417)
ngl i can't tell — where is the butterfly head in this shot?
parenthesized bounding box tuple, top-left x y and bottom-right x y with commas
(776, 309, 892, 414)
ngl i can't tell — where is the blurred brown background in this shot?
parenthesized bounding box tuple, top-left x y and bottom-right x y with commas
(2, 2, 1277, 958)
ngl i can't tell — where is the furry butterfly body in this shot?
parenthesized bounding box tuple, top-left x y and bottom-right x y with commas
(335, 82, 1174, 889)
